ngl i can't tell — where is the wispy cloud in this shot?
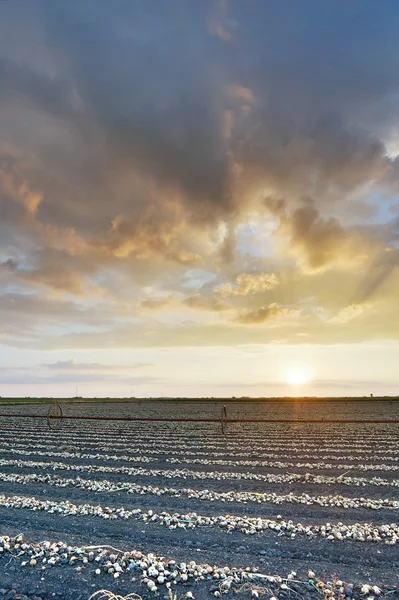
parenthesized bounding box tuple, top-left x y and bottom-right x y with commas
(236, 303, 299, 325)
(42, 360, 152, 372)
(215, 272, 279, 296)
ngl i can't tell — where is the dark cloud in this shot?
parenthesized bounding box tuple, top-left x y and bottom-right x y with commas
(38, 1, 235, 224)
(0, 56, 77, 121)
(0, 259, 18, 272)
(1, 1, 396, 235)
(265, 197, 353, 270)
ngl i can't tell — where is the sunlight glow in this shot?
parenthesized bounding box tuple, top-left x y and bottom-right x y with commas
(285, 369, 310, 386)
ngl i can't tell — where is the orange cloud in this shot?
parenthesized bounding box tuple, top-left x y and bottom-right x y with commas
(215, 272, 279, 296)
(236, 303, 299, 324)
(0, 168, 43, 219)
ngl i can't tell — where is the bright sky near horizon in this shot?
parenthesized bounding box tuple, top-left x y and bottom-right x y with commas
(1, 1, 399, 398)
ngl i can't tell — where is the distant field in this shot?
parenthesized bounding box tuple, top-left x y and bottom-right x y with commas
(0, 399, 398, 600)
(1, 398, 399, 423)
(0, 395, 399, 405)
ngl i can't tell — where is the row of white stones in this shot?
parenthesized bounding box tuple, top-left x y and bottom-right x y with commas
(2, 470, 398, 510)
(2, 425, 399, 446)
(165, 457, 399, 471)
(0, 493, 398, 543)
(3, 436, 399, 462)
(1, 445, 399, 472)
(1, 456, 399, 486)
(0, 534, 388, 597)
(0, 446, 154, 463)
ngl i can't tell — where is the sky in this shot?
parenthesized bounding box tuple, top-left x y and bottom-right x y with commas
(1, 1, 399, 398)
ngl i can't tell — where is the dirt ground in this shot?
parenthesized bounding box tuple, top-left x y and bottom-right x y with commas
(0, 400, 398, 600)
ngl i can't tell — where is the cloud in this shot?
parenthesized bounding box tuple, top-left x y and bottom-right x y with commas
(0, 371, 161, 386)
(0, 1, 394, 244)
(141, 293, 230, 314)
(183, 294, 230, 312)
(21, 265, 90, 296)
(141, 297, 176, 311)
(226, 84, 254, 105)
(0, 163, 43, 221)
(1, 0, 399, 356)
(236, 303, 299, 325)
(329, 303, 365, 324)
(0, 290, 137, 344)
(209, 0, 235, 42)
(0, 258, 18, 272)
(215, 272, 279, 296)
(265, 197, 366, 271)
(42, 359, 151, 372)
(0, 359, 156, 386)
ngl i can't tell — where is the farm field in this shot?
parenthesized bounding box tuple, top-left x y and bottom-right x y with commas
(0, 400, 398, 600)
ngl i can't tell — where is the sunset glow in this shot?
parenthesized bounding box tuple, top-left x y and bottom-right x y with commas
(285, 370, 310, 387)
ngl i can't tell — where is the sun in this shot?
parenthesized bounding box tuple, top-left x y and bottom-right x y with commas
(285, 369, 310, 386)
